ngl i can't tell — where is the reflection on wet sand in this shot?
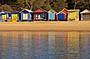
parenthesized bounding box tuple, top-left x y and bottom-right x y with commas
(0, 31, 90, 59)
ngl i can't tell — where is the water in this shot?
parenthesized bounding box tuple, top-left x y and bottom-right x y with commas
(0, 31, 90, 59)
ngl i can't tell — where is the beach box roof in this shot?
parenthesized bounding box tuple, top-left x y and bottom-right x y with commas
(61, 8, 68, 15)
(34, 9, 47, 13)
(48, 9, 56, 13)
(0, 11, 8, 14)
(20, 9, 33, 13)
(81, 9, 90, 14)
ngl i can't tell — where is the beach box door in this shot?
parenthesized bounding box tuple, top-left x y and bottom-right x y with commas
(23, 13, 29, 20)
(11, 14, 18, 22)
(40, 13, 45, 21)
(49, 13, 55, 21)
(58, 13, 64, 21)
(68, 10, 79, 21)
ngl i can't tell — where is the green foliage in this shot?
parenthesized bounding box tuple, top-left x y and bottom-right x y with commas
(75, 1, 90, 11)
(1, 4, 13, 12)
(0, 0, 90, 12)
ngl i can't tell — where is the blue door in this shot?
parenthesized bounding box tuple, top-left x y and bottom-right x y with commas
(49, 13, 55, 21)
(58, 13, 64, 21)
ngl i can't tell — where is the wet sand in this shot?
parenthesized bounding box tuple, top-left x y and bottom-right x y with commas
(0, 21, 90, 59)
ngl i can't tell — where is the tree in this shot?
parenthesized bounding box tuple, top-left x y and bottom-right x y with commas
(0, 3, 3, 11)
(1, 4, 13, 12)
(25, 0, 31, 9)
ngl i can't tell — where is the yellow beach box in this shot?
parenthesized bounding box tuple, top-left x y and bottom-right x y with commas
(81, 9, 90, 21)
(0, 11, 9, 22)
(68, 9, 80, 21)
(10, 11, 19, 22)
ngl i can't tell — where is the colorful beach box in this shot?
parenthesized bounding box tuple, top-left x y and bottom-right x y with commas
(81, 9, 90, 21)
(57, 8, 68, 21)
(34, 9, 48, 21)
(57, 12, 65, 21)
(10, 11, 19, 22)
(0, 11, 9, 22)
(19, 9, 33, 22)
(48, 9, 56, 21)
(68, 9, 80, 21)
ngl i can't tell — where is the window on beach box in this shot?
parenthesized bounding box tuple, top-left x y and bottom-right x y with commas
(38, 15, 41, 19)
(12, 14, 18, 22)
(36, 15, 38, 20)
(23, 14, 28, 20)
(2, 14, 7, 20)
(40, 13, 44, 19)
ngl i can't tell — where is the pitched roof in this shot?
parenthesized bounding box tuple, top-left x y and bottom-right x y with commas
(34, 9, 47, 13)
(57, 8, 68, 15)
(57, 11, 64, 15)
(61, 8, 68, 15)
(0, 11, 8, 14)
(48, 9, 56, 13)
(21, 9, 33, 13)
(34, 9, 44, 13)
(81, 9, 90, 14)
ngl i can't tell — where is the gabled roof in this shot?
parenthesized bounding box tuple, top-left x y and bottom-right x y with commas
(0, 11, 8, 14)
(21, 9, 33, 13)
(61, 8, 68, 15)
(57, 11, 65, 15)
(34, 9, 44, 13)
(61, 8, 68, 12)
(48, 9, 56, 13)
(34, 9, 47, 13)
(81, 9, 90, 14)
(57, 8, 68, 15)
